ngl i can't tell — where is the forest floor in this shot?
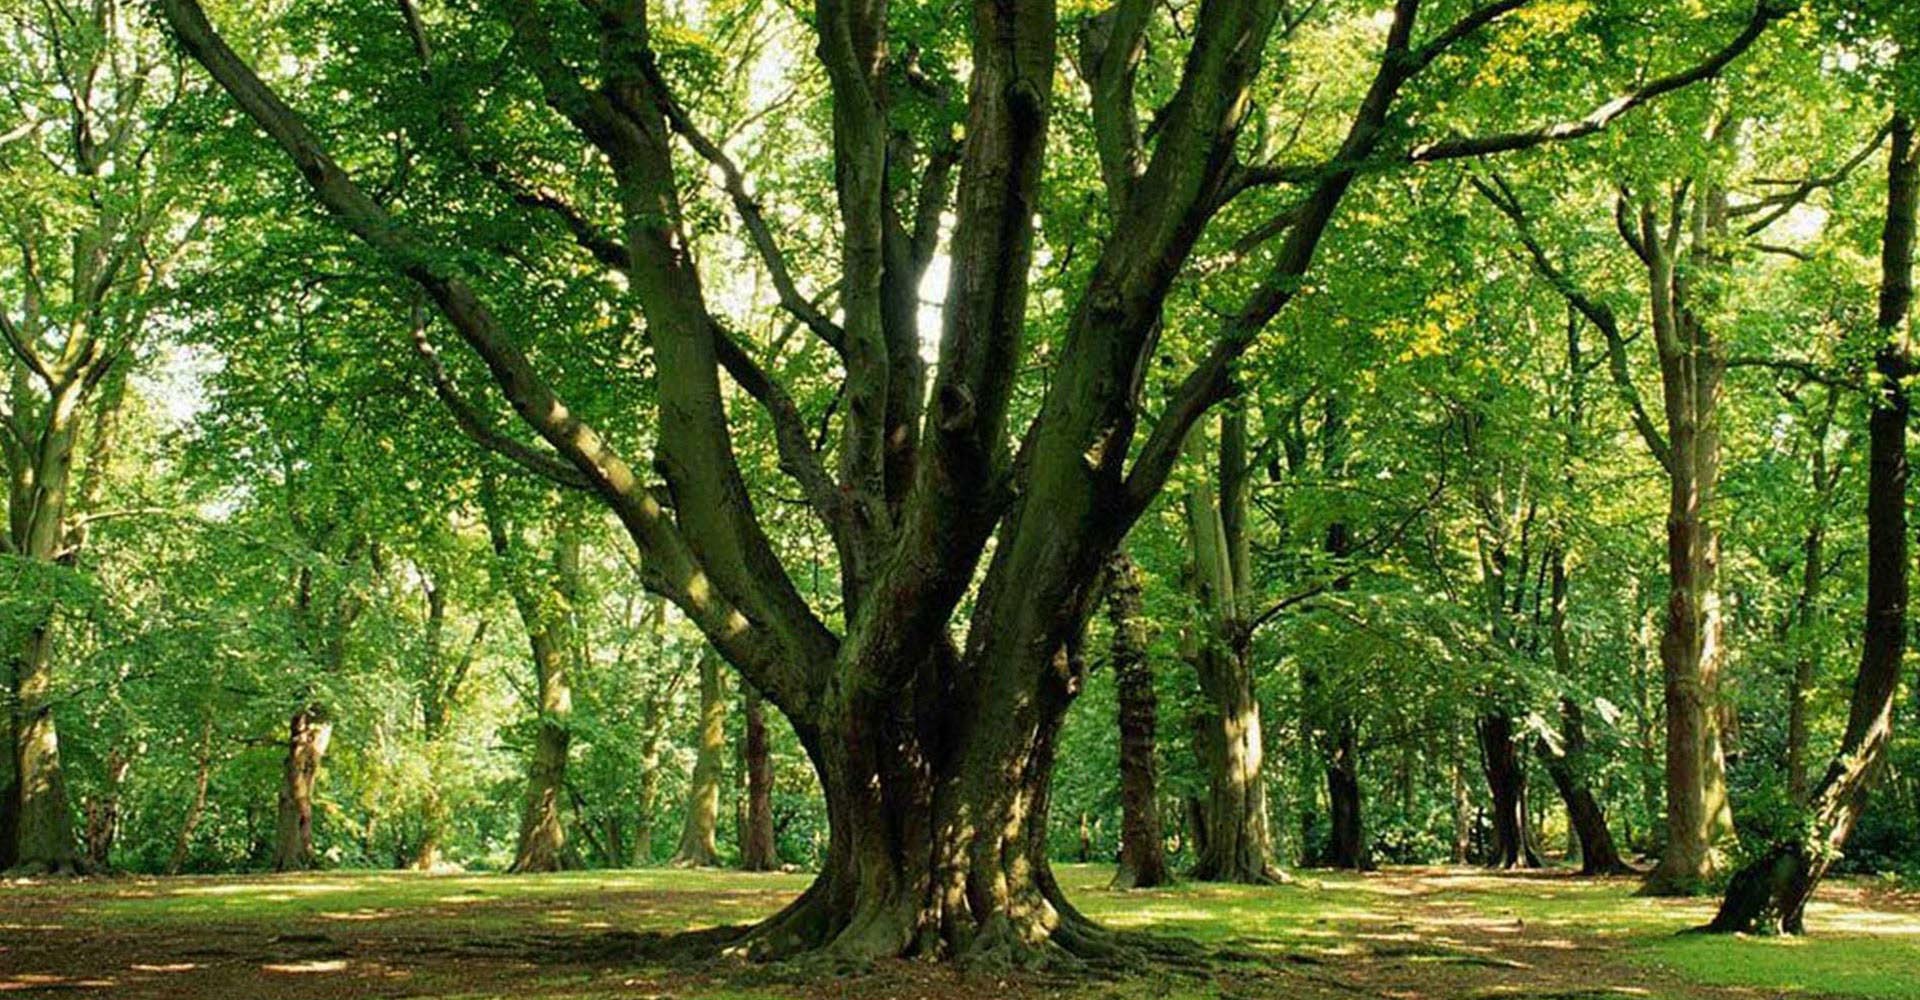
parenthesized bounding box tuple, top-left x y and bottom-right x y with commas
(2, 864, 1917, 999)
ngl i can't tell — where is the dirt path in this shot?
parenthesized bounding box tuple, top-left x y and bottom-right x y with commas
(2, 867, 1913, 999)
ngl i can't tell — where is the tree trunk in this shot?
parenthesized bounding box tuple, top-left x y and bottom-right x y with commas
(1182, 412, 1282, 884)
(169, 722, 216, 875)
(82, 751, 130, 870)
(1478, 712, 1542, 869)
(739, 684, 778, 871)
(509, 616, 571, 873)
(673, 651, 726, 867)
(1106, 552, 1171, 889)
(1540, 555, 1631, 874)
(1639, 194, 1738, 896)
(1539, 699, 1631, 875)
(727, 640, 1106, 967)
(1324, 718, 1369, 870)
(271, 705, 331, 871)
(1706, 110, 1916, 936)
(1451, 756, 1473, 864)
(0, 701, 15, 871)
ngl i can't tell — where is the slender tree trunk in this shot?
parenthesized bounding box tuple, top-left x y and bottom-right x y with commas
(739, 684, 778, 871)
(169, 719, 216, 875)
(1784, 409, 1837, 805)
(673, 651, 726, 867)
(1478, 712, 1542, 869)
(1707, 111, 1916, 936)
(1540, 699, 1631, 875)
(1106, 552, 1171, 889)
(1540, 555, 1631, 874)
(1451, 756, 1473, 864)
(271, 705, 331, 871)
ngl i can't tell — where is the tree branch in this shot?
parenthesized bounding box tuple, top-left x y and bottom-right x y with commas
(1408, 2, 1788, 163)
(1472, 174, 1674, 471)
(640, 55, 846, 354)
(406, 300, 592, 491)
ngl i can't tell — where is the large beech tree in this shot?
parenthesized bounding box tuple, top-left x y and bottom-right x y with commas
(160, 0, 1788, 962)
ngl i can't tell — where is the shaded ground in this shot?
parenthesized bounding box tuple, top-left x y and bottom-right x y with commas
(3, 864, 1917, 999)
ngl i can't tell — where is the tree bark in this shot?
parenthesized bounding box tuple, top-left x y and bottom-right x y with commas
(82, 750, 130, 869)
(1706, 110, 1916, 936)
(1638, 191, 1738, 895)
(1539, 698, 1632, 875)
(504, 531, 577, 875)
(271, 705, 331, 871)
(510, 621, 572, 873)
(1325, 718, 1369, 870)
(1106, 552, 1171, 889)
(1182, 412, 1283, 884)
(672, 651, 726, 868)
(1478, 711, 1542, 869)
(1539, 553, 1631, 874)
(739, 684, 778, 871)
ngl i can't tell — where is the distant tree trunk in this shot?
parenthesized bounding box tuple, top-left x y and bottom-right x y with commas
(739, 684, 778, 871)
(1540, 698, 1631, 875)
(1106, 551, 1171, 889)
(0, 698, 16, 871)
(1706, 111, 1916, 936)
(1313, 394, 1368, 871)
(1183, 410, 1283, 884)
(272, 706, 332, 871)
(169, 719, 217, 875)
(505, 532, 578, 875)
(1451, 756, 1473, 864)
(82, 750, 131, 869)
(672, 651, 726, 867)
(1325, 718, 1368, 870)
(1783, 393, 1839, 805)
(1478, 712, 1541, 869)
(1539, 555, 1631, 875)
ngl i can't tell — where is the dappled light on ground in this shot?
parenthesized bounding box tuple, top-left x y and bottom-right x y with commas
(2, 865, 1917, 998)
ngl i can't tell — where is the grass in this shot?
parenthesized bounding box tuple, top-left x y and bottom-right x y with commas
(3, 864, 1917, 999)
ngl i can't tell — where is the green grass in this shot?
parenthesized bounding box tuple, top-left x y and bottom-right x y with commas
(4, 864, 1917, 999)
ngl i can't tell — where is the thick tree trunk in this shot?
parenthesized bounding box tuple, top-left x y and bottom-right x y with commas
(739, 685, 778, 871)
(728, 645, 1107, 967)
(271, 706, 331, 871)
(1478, 712, 1542, 869)
(1707, 111, 1916, 936)
(510, 603, 572, 873)
(1639, 196, 1738, 896)
(1182, 412, 1283, 885)
(1106, 552, 1171, 889)
(672, 651, 726, 867)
